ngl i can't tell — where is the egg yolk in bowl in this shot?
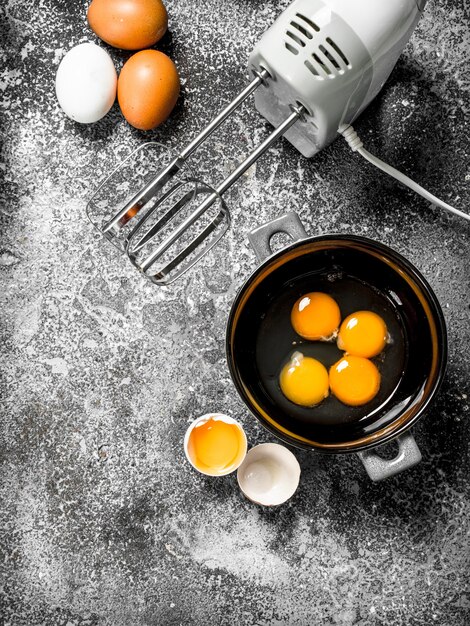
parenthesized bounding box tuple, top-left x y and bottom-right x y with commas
(291, 292, 341, 341)
(329, 355, 381, 406)
(279, 352, 329, 407)
(337, 310, 388, 358)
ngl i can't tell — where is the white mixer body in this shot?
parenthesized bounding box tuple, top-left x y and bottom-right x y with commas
(249, 0, 425, 157)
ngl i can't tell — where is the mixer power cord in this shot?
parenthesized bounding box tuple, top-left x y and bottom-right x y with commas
(338, 124, 470, 223)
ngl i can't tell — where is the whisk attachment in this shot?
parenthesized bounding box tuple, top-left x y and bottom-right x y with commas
(125, 104, 304, 283)
(86, 69, 305, 284)
(87, 69, 270, 252)
(126, 180, 230, 285)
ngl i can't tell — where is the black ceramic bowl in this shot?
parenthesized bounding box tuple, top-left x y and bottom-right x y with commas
(226, 213, 447, 460)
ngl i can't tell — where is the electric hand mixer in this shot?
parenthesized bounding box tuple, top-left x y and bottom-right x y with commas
(87, 0, 468, 285)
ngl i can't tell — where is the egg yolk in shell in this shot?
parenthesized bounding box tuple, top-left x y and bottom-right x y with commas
(291, 292, 341, 340)
(329, 355, 381, 406)
(187, 417, 245, 474)
(280, 352, 329, 406)
(337, 311, 388, 358)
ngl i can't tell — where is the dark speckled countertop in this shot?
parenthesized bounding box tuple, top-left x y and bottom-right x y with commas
(1, 1, 469, 625)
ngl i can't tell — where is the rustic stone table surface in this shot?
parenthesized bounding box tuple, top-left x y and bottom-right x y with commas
(1, 1, 469, 625)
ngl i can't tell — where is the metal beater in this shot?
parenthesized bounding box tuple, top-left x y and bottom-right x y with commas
(87, 67, 307, 284)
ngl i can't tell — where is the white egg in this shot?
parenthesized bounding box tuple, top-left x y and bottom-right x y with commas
(55, 43, 117, 124)
(237, 443, 301, 506)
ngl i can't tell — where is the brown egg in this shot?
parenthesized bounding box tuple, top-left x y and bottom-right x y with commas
(118, 50, 180, 130)
(87, 0, 168, 50)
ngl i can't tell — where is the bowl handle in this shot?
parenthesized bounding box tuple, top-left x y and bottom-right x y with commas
(357, 432, 422, 481)
(248, 212, 307, 262)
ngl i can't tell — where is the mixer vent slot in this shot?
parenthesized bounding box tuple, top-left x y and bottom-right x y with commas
(319, 44, 340, 71)
(313, 52, 331, 76)
(304, 59, 320, 78)
(295, 13, 320, 34)
(290, 19, 312, 40)
(285, 13, 320, 56)
(286, 29, 306, 48)
(325, 37, 350, 67)
(285, 41, 299, 55)
(304, 38, 351, 79)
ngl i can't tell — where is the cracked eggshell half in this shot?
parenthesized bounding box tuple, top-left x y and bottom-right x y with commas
(237, 443, 301, 506)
